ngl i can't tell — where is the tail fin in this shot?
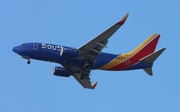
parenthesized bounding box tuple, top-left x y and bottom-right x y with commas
(128, 34, 165, 76)
(140, 48, 166, 76)
(129, 34, 160, 60)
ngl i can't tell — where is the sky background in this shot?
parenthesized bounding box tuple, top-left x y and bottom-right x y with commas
(1, 0, 180, 112)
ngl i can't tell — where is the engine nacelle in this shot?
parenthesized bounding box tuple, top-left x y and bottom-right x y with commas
(52, 66, 71, 77)
(60, 46, 79, 58)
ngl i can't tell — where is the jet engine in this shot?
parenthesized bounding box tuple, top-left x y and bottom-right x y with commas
(60, 46, 79, 58)
(52, 66, 71, 77)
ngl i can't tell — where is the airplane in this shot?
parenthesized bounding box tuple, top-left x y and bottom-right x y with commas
(12, 13, 166, 89)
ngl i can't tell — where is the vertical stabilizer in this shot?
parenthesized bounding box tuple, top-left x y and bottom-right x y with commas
(129, 34, 160, 60)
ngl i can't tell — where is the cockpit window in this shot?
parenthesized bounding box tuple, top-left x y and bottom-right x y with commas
(21, 43, 27, 46)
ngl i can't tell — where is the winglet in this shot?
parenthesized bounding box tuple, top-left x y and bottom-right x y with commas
(116, 13, 129, 25)
(92, 81, 98, 89)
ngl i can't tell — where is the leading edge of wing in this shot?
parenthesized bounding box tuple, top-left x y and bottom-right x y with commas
(78, 13, 129, 52)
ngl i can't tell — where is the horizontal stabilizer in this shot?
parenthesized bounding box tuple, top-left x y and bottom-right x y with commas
(141, 48, 166, 76)
(143, 68, 153, 76)
(140, 48, 166, 63)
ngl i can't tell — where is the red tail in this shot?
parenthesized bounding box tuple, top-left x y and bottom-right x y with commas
(129, 34, 160, 60)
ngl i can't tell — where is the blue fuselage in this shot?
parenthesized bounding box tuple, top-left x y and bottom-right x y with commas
(12, 43, 152, 71)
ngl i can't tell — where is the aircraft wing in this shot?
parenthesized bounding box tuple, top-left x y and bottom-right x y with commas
(72, 73, 98, 89)
(66, 13, 128, 89)
(78, 13, 129, 60)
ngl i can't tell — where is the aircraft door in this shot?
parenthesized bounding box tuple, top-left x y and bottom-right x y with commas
(33, 43, 38, 50)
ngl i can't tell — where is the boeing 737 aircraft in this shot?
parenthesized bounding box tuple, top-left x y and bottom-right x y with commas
(12, 13, 166, 89)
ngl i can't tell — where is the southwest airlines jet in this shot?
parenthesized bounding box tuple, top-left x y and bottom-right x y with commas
(12, 13, 166, 89)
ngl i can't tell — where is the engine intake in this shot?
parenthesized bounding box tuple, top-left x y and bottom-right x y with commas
(52, 67, 71, 77)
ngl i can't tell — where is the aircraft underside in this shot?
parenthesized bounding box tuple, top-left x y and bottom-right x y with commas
(12, 13, 165, 89)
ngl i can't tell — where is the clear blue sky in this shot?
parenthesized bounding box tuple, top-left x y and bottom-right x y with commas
(1, 0, 180, 112)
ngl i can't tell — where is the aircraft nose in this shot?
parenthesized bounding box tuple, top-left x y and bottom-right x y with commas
(12, 46, 18, 53)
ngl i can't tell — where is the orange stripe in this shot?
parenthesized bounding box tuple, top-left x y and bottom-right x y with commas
(100, 53, 131, 70)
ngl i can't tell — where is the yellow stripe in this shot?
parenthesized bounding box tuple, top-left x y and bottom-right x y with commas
(100, 53, 131, 70)
(129, 34, 157, 55)
(100, 34, 158, 70)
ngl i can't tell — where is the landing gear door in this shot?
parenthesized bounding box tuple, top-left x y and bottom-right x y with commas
(33, 43, 38, 50)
